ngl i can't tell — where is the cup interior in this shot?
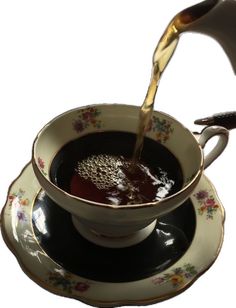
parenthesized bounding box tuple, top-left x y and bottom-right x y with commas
(33, 104, 202, 203)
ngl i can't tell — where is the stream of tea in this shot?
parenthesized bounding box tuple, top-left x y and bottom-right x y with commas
(133, 0, 218, 161)
(53, 1, 218, 205)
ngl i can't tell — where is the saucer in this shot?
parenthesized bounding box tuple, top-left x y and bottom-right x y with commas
(1, 163, 225, 307)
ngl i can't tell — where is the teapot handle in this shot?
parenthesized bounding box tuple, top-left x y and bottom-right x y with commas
(196, 126, 229, 169)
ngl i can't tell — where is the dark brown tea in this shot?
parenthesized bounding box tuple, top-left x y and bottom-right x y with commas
(50, 131, 183, 205)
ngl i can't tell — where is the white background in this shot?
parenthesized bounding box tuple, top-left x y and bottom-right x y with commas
(0, 0, 236, 307)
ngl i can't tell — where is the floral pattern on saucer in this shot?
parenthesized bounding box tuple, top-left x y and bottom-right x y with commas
(1, 164, 225, 307)
(72, 107, 102, 133)
(194, 190, 219, 219)
(148, 116, 174, 143)
(152, 264, 198, 287)
(48, 271, 91, 293)
(8, 189, 29, 223)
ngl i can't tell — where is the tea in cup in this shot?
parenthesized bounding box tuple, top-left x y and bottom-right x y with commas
(32, 104, 228, 247)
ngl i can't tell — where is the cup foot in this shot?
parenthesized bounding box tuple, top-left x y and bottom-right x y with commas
(71, 216, 157, 248)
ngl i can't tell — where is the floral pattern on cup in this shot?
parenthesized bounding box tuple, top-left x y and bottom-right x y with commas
(37, 157, 47, 176)
(72, 107, 102, 133)
(8, 189, 29, 223)
(194, 190, 219, 219)
(47, 271, 90, 293)
(148, 116, 174, 143)
(152, 264, 197, 287)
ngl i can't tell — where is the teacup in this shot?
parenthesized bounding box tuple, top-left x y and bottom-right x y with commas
(32, 104, 228, 248)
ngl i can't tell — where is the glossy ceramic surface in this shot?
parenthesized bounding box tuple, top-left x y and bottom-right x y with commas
(1, 163, 225, 307)
(33, 190, 195, 282)
(187, 0, 236, 74)
(32, 104, 228, 241)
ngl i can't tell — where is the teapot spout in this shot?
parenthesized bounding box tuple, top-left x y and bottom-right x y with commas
(186, 0, 236, 74)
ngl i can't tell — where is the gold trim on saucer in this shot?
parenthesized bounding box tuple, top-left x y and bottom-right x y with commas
(1, 163, 225, 307)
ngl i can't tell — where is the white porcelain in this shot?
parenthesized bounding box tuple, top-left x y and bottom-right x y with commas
(1, 163, 225, 307)
(32, 104, 228, 246)
(183, 0, 236, 73)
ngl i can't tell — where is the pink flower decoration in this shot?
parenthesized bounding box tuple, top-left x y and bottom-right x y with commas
(205, 198, 215, 207)
(74, 282, 90, 292)
(82, 112, 90, 120)
(38, 157, 45, 169)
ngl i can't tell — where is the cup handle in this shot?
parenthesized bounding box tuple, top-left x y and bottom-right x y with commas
(198, 126, 229, 169)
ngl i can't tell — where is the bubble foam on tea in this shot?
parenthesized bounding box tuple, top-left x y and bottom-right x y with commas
(73, 153, 174, 205)
(50, 131, 183, 206)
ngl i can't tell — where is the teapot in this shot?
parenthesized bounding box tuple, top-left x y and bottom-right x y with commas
(180, 0, 236, 73)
